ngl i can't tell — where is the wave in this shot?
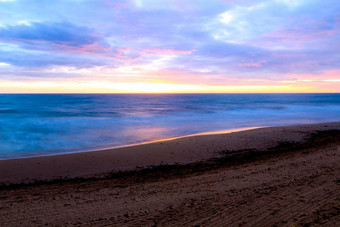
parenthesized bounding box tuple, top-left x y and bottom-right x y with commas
(1, 93, 340, 159)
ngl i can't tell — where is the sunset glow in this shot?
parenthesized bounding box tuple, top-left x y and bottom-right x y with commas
(0, 80, 316, 93)
(0, 0, 339, 93)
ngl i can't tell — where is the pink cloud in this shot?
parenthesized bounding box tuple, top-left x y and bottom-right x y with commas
(255, 17, 340, 49)
(238, 60, 264, 67)
(49, 43, 137, 61)
(287, 69, 340, 80)
(140, 48, 194, 55)
(145, 69, 266, 86)
(263, 29, 336, 43)
(52, 42, 108, 52)
(220, 0, 249, 5)
(104, 1, 131, 12)
(262, 17, 339, 45)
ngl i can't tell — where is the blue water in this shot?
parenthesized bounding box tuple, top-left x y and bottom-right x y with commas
(1, 93, 340, 159)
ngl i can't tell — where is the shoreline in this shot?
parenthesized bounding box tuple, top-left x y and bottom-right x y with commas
(1, 122, 339, 185)
(0, 126, 261, 161)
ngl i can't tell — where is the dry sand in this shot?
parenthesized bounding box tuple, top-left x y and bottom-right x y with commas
(0, 122, 339, 226)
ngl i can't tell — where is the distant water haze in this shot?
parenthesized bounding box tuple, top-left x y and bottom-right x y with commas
(1, 93, 340, 159)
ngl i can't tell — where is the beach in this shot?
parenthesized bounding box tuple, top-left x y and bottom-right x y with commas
(0, 122, 340, 226)
(2, 0, 340, 225)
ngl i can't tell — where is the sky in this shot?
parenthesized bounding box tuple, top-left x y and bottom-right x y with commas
(0, 0, 339, 93)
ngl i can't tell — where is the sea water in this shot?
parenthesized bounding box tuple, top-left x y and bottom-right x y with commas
(1, 93, 340, 159)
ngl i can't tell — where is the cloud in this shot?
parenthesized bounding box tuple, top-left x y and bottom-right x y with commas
(0, 48, 109, 69)
(0, 21, 102, 47)
(0, 0, 339, 91)
(139, 48, 194, 55)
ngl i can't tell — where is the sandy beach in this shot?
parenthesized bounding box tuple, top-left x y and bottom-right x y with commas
(0, 122, 339, 226)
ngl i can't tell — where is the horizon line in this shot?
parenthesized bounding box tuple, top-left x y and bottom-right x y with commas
(1, 92, 339, 95)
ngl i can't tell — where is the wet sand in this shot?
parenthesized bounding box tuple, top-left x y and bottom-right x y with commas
(0, 122, 339, 226)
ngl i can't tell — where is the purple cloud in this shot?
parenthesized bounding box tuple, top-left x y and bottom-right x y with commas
(0, 22, 100, 47)
(0, 0, 339, 90)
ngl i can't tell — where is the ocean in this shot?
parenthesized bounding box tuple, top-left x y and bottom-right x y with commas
(1, 93, 340, 159)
